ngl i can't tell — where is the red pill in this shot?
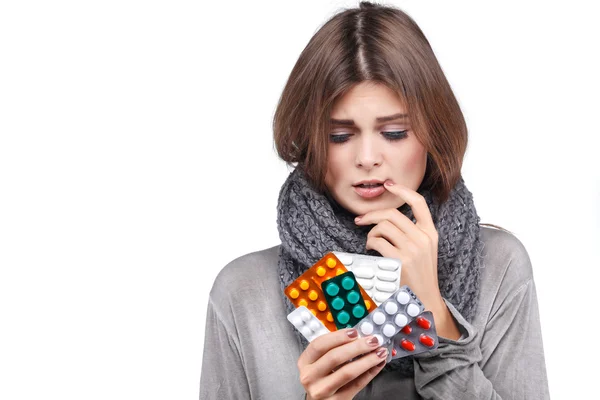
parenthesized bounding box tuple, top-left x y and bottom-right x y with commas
(401, 325, 412, 334)
(419, 334, 435, 347)
(400, 339, 415, 352)
(392, 348, 397, 357)
(416, 316, 431, 330)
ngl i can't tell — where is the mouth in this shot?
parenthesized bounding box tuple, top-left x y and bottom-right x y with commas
(353, 180, 385, 189)
(353, 180, 387, 199)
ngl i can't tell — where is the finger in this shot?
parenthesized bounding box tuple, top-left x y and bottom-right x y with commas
(382, 180, 435, 232)
(365, 236, 399, 258)
(333, 356, 387, 399)
(308, 335, 381, 379)
(367, 220, 410, 250)
(299, 328, 359, 366)
(355, 208, 419, 239)
(311, 346, 388, 399)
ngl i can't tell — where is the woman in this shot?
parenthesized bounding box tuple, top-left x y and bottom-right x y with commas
(200, 2, 550, 399)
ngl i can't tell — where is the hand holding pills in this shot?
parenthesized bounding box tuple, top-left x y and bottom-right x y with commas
(296, 328, 388, 400)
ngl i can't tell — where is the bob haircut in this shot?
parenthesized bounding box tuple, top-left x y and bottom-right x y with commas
(273, 1, 510, 234)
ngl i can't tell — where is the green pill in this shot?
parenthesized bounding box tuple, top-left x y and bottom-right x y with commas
(347, 291, 360, 304)
(352, 305, 366, 318)
(337, 311, 350, 325)
(341, 276, 355, 290)
(331, 297, 345, 310)
(326, 283, 340, 296)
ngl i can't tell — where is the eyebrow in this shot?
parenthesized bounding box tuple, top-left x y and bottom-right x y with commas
(330, 113, 409, 126)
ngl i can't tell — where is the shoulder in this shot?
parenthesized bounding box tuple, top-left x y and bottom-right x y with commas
(208, 245, 281, 317)
(479, 224, 534, 285)
(477, 225, 536, 321)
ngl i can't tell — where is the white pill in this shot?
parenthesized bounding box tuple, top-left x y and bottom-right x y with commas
(301, 310, 311, 322)
(382, 323, 396, 337)
(376, 282, 397, 293)
(396, 291, 410, 304)
(336, 254, 354, 266)
(372, 311, 386, 325)
(353, 267, 375, 279)
(360, 321, 374, 335)
(377, 259, 400, 271)
(394, 314, 408, 327)
(377, 271, 399, 282)
(407, 303, 420, 317)
(301, 326, 312, 337)
(357, 260, 378, 268)
(309, 320, 321, 332)
(384, 301, 398, 315)
(374, 334, 384, 346)
(291, 317, 303, 328)
(356, 278, 374, 290)
(374, 292, 392, 303)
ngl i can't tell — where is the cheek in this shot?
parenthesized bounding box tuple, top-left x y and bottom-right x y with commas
(325, 150, 344, 182)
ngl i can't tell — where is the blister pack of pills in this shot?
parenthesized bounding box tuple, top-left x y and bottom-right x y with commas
(354, 285, 425, 347)
(287, 306, 330, 342)
(321, 271, 369, 330)
(391, 311, 439, 359)
(284, 252, 376, 331)
(333, 251, 401, 305)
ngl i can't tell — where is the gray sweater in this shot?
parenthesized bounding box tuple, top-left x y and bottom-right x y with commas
(199, 226, 550, 399)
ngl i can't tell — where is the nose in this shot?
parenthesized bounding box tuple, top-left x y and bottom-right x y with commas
(355, 135, 383, 169)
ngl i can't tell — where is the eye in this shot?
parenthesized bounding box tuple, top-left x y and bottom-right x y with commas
(382, 130, 408, 141)
(329, 133, 353, 144)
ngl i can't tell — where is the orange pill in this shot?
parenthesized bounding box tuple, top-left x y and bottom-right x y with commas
(299, 299, 308, 307)
(289, 288, 299, 299)
(400, 339, 415, 352)
(419, 334, 435, 347)
(327, 312, 334, 322)
(365, 300, 372, 310)
(318, 301, 327, 311)
(308, 290, 319, 301)
(299, 280, 310, 290)
(310, 309, 317, 316)
(316, 266, 326, 277)
(326, 257, 337, 268)
(336, 269, 345, 276)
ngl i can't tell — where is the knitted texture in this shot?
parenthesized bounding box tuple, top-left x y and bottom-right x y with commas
(277, 167, 484, 375)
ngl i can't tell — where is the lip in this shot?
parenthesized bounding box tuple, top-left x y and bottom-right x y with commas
(353, 183, 386, 199)
(353, 179, 385, 186)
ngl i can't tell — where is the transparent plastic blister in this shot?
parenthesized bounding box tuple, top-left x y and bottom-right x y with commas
(333, 251, 401, 305)
(354, 285, 425, 346)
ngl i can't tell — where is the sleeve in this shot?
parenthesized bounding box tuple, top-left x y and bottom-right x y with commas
(199, 296, 251, 400)
(412, 278, 550, 399)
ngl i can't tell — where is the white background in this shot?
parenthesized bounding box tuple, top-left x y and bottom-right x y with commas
(1, 1, 599, 399)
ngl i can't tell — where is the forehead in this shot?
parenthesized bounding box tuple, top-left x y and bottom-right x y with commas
(330, 82, 407, 123)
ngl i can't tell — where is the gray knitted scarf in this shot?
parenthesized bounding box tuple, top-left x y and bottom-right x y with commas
(277, 166, 484, 376)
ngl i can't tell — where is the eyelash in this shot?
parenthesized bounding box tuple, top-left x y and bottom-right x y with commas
(329, 130, 409, 144)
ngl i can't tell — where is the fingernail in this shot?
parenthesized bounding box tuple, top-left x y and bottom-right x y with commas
(376, 360, 386, 368)
(347, 329, 358, 338)
(354, 216, 362, 222)
(384, 180, 394, 186)
(376, 347, 388, 358)
(367, 336, 379, 346)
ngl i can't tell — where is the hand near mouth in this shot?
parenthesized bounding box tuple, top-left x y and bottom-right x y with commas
(354, 180, 461, 340)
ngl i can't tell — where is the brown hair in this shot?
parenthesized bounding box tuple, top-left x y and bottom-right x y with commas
(273, 1, 511, 234)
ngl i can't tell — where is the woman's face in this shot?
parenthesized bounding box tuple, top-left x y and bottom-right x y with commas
(325, 81, 428, 216)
